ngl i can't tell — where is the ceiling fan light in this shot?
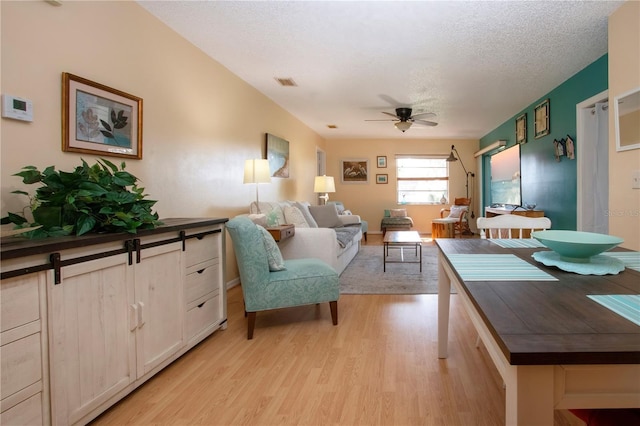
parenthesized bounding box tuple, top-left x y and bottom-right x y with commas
(395, 121, 412, 132)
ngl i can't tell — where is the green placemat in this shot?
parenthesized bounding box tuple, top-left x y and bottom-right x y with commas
(447, 254, 557, 281)
(587, 294, 640, 326)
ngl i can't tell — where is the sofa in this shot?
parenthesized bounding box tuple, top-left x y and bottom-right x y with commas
(249, 201, 362, 275)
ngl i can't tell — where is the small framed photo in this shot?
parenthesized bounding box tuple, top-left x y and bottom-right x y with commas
(377, 155, 387, 168)
(341, 159, 369, 183)
(515, 113, 527, 144)
(376, 174, 388, 184)
(62, 73, 143, 159)
(534, 99, 550, 139)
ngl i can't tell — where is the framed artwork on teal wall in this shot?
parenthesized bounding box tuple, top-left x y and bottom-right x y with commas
(515, 113, 527, 144)
(534, 99, 550, 138)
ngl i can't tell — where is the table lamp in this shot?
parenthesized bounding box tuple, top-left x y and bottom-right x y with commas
(244, 159, 271, 211)
(314, 175, 335, 205)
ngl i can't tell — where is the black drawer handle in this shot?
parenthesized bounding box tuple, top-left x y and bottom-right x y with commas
(197, 268, 206, 274)
(197, 301, 206, 308)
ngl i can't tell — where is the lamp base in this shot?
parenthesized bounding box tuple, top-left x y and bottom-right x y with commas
(318, 194, 329, 205)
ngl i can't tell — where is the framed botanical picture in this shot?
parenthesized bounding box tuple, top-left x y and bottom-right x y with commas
(265, 133, 290, 178)
(376, 174, 388, 184)
(515, 113, 527, 144)
(534, 99, 550, 139)
(341, 159, 369, 183)
(377, 155, 387, 168)
(62, 72, 143, 159)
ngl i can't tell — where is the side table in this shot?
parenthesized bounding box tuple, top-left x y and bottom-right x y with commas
(266, 224, 295, 242)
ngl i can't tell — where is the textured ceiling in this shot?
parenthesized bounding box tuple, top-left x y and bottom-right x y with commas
(138, 0, 623, 140)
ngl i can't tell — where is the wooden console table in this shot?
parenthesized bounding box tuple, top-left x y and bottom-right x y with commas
(485, 207, 544, 218)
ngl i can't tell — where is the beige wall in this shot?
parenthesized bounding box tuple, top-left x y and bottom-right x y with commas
(609, 0, 640, 250)
(325, 138, 479, 233)
(0, 1, 324, 281)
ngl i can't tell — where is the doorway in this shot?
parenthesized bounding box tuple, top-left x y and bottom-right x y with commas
(316, 148, 326, 204)
(576, 90, 609, 233)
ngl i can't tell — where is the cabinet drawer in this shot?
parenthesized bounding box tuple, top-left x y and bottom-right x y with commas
(186, 260, 220, 305)
(1, 276, 40, 333)
(185, 233, 220, 267)
(187, 295, 221, 340)
(1, 333, 42, 400)
(0, 392, 43, 426)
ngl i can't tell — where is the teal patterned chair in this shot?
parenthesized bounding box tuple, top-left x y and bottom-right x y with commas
(226, 217, 339, 339)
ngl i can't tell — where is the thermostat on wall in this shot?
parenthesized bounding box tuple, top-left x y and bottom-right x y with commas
(2, 94, 33, 122)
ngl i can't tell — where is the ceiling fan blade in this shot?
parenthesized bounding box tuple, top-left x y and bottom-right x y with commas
(381, 111, 400, 119)
(412, 119, 438, 127)
(410, 112, 437, 119)
(365, 119, 399, 122)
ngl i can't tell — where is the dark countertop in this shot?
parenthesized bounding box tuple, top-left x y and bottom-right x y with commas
(1, 218, 228, 261)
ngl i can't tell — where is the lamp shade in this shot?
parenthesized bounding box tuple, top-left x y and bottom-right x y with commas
(243, 159, 271, 184)
(395, 121, 412, 132)
(314, 175, 335, 193)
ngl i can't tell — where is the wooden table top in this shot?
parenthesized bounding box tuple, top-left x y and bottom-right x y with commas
(435, 238, 640, 365)
(383, 230, 422, 244)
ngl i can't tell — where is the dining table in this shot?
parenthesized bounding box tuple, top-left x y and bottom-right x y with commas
(435, 238, 640, 426)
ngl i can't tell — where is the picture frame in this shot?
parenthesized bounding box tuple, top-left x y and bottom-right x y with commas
(534, 99, 550, 139)
(376, 174, 388, 184)
(341, 159, 369, 183)
(62, 72, 143, 159)
(515, 113, 527, 144)
(377, 155, 387, 168)
(265, 133, 290, 178)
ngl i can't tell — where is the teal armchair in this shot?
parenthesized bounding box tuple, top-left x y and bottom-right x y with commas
(226, 217, 339, 339)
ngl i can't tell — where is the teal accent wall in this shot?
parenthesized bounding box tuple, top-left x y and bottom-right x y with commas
(479, 54, 608, 230)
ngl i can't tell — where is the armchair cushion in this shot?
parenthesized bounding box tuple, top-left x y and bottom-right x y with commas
(309, 204, 342, 228)
(257, 225, 286, 271)
(447, 205, 468, 219)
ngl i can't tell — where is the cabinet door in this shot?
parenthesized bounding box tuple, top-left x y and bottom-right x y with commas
(134, 241, 185, 378)
(48, 254, 135, 425)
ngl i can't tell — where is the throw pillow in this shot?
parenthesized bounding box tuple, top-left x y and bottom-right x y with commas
(308, 204, 342, 228)
(257, 225, 286, 271)
(384, 209, 391, 217)
(293, 201, 318, 228)
(283, 205, 309, 228)
(447, 205, 468, 219)
(390, 209, 407, 218)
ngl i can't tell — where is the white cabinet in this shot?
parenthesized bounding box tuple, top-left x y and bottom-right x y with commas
(47, 240, 185, 425)
(0, 272, 49, 425)
(0, 218, 227, 426)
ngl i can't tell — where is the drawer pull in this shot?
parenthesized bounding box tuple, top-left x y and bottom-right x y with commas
(197, 301, 206, 308)
(197, 268, 206, 274)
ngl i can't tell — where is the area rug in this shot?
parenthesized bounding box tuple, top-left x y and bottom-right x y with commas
(339, 243, 440, 294)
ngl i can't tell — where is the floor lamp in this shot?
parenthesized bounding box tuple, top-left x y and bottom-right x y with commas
(244, 159, 271, 212)
(314, 175, 335, 205)
(446, 145, 475, 234)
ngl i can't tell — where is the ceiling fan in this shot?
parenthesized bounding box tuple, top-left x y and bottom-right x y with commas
(366, 107, 438, 132)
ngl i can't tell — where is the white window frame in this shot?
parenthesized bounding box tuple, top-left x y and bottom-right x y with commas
(396, 155, 450, 205)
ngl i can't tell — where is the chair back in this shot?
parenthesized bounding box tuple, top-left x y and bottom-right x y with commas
(453, 197, 471, 207)
(225, 217, 271, 297)
(476, 215, 551, 239)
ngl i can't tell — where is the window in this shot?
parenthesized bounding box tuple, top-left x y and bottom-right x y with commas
(396, 155, 449, 204)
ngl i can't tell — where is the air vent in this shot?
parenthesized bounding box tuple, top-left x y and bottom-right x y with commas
(274, 77, 297, 87)
(327, 125, 337, 129)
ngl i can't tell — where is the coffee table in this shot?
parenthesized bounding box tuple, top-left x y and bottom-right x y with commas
(383, 230, 422, 272)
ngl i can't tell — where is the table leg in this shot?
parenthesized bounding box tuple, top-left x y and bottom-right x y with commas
(419, 244, 422, 272)
(437, 251, 451, 359)
(504, 365, 554, 425)
(383, 243, 386, 272)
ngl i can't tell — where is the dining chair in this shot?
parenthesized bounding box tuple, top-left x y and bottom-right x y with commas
(476, 214, 551, 239)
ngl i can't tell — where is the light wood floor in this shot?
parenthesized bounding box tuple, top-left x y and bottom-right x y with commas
(92, 235, 583, 426)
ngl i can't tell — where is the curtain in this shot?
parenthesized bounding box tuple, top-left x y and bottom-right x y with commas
(582, 102, 609, 233)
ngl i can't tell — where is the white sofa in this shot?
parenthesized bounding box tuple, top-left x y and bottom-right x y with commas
(249, 201, 362, 275)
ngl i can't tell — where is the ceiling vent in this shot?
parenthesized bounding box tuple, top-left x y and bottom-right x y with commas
(274, 77, 297, 87)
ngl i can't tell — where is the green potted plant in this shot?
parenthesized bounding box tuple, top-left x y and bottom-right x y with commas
(2, 158, 162, 238)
